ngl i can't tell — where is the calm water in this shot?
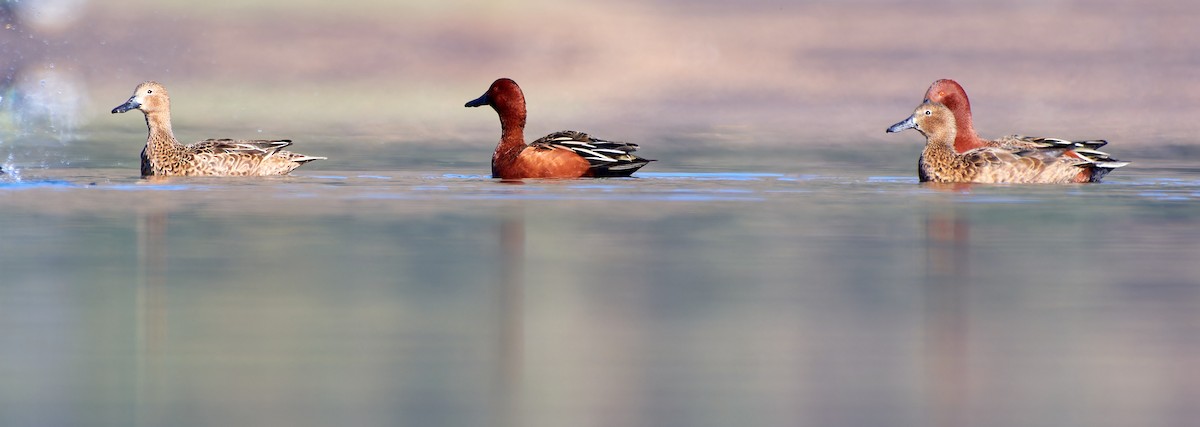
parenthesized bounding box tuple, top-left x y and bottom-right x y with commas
(4, 0, 1199, 424)
(1, 156, 1198, 427)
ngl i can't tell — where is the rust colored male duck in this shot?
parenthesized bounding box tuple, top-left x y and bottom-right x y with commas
(887, 102, 1127, 183)
(112, 81, 325, 176)
(465, 78, 651, 179)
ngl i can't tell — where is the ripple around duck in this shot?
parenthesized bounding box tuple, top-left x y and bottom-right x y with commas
(955, 195, 1040, 204)
(638, 172, 786, 181)
(5, 168, 1198, 207)
(1137, 191, 1198, 201)
(103, 184, 203, 191)
(441, 173, 491, 180)
(1118, 177, 1200, 187)
(865, 176, 919, 184)
(0, 180, 77, 190)
(775, 175, 824, 183)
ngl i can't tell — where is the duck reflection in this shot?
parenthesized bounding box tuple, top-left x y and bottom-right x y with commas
(137, 209, 170, 353)
(495, 203, 525, 427)
(136, 208, 170, 427)
(922, 200, 971, 427)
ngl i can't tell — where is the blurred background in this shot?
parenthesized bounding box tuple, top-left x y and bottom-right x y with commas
(2, 0, 1198, 170)
(2, 2, 1199, 427)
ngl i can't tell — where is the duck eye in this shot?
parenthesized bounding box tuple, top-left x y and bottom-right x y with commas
(924, 110, 932, 116)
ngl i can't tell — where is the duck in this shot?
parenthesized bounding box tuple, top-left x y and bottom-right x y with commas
(918, 79, 1113, 154)
(111, 81, 325, 176)
(886, 102, 1128, 183)
(465, 78, 652, 179)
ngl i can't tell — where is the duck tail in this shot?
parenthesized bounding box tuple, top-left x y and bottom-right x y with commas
(286, 154, 328, 164)
(1076, 149, 1129, 182)
(291, 154, 328, 164)
(591, 158, 655, 177)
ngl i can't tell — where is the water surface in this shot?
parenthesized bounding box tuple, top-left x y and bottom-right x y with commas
(2, 158, 1198, 427)
(5, 0, 1200, 424)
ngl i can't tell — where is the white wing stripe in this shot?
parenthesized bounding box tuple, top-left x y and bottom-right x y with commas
(571, 148, 617, 162)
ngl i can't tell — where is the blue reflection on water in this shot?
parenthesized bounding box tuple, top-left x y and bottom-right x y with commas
(640, 172, 785, 181)
(0, 180, 75, 189)
(1138, 191, 1196, 201)
(105, 184, 200, 191)
(866, 176, 918, 184)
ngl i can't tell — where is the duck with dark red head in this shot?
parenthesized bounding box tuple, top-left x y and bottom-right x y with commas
(889, 79, 1127, 183)
(466, 78, 652, 179)
(887, 102, 1128, 183)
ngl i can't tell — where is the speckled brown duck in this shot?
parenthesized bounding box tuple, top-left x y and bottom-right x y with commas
(906, 79, 1120, 181)
(465, 78, 652, 179)
(887, 102, 1128, 183)
(111, 81, 325, 177)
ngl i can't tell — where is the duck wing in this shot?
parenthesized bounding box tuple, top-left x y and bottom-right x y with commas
(189, 139, 294, 156)
(996, 135, 1108, 151)
(996, 135, 1128, 169)
(531, 130, 653, 177)
(963, 141, 1128, 183)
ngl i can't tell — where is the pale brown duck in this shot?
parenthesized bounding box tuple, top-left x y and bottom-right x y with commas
(886, 102, 1128, 184)
(905, 79, 1122, 182)
(111, 81, 325, 176)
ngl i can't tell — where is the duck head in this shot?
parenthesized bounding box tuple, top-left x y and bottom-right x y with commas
(920, 79, 987, 153)
(112, 81, 169, 114)
(922, 79, 971, 115)
(465, 77, 528, 119)
(886, 102, 956, 141)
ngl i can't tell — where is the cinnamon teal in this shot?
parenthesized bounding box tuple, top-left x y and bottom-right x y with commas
(465, 78, 652, 179)
(887, 102, 1128, 183)
(111, 81, 325, 177)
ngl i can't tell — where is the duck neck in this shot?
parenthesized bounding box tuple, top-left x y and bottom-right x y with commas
(144, 110, 183, 154)
(952, 107, 986, 153)
(492, 106, 528, 170)
(923, 127, 961, 171)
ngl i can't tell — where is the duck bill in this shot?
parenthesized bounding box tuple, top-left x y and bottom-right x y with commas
(111, 98, 141, 114)
(464, 93, 489, 108)
(886, 115, 917, 133)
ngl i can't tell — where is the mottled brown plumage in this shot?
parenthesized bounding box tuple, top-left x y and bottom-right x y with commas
(111, 81, 325, 177)
(887, 103, 1128, 184)
(916, 79, 1123, 182)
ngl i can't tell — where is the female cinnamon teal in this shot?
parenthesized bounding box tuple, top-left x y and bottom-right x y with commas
(465, 78, 651, 179)
(886, 102, 1128, 184)
(917, 79, 1110, 155)
(111, 81, 325, 177)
